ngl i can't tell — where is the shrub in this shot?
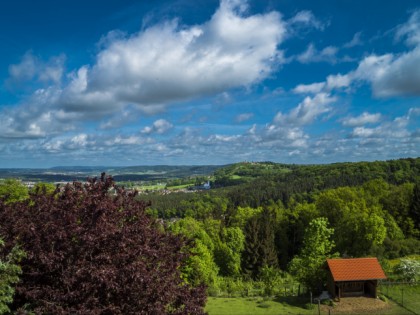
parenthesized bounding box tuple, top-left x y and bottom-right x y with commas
(0, 240, 25, 314)
(304, 303, 315, 310)
(394, 259, 420, 283)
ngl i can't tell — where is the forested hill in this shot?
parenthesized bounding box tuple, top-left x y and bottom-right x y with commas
(215, 158, 420, 187)
(215, 158, 420, 208)
(142, 157, 420, 217)
(139, 157, 420, 276)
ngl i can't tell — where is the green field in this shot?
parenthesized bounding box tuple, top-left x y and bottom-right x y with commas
(205, 297, 314, 315)
(205, 296, 413, 315)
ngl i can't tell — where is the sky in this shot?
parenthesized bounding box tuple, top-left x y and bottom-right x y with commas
(0, 0, 419, 167)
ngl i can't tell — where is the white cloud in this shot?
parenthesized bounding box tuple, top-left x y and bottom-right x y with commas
(296, 11, 420, 98)
(326, 73, 351, 89)
(343, 32, 363, 48)
(297, 43, 338, 64)
(342, 112, 382, 127)
(292, 74, 350, 94)
(350, 10, 420, 97)
(84, 0, 285, 109)
(395, 9, 420, 46)
(288, 10, 325, 30)
(0, 0, 285, 139)
(349, 112, 411, 139)
(354, 48, 420, 97)
(7, 52, 65, 86)
(293, 82, 325, 94)
(141, 119, 173, 134)
(274, 93, 336, 126)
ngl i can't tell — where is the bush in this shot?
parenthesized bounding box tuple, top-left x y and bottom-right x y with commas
(0, 240, 25, 314)
(394, 259, 420, 283)
(0, 174, 206, 314)
(304, 303, 315, 310)
(378, 294, 388, 302)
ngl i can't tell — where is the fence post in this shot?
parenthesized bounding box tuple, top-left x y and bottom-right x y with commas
(401, 287, 404, 307)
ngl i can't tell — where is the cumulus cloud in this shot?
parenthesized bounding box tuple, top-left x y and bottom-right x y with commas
(293, 10, 420, 98)
(274, 93, 336, 126)
(1, 0, 285, 139)
(141, 119, 173, 135)
(83, 0, 285, 109)
(348, 109, 417, 140)
(7, 52, 65, 87)
(354, 48, 420, 97)
(342, 112, 382, 127)
(293, 82, 325, 94)
(292, 74, 350, 94)
(350, 10, 420, 97)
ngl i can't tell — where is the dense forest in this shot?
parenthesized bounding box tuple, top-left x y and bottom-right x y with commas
(139, 158, 420, 292)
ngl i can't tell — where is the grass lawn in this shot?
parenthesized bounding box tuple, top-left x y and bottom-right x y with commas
(205, 296, 413, 315)
(380, 284, 420, 315)
(205, 296, 314, 315)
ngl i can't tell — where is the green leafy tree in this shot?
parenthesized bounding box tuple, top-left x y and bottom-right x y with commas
(289, 217, 337, 291)
(381, 183, 416, 237)
(31, 182, 56, 195)
(316, 187, 387, 256)
(259, 265, 283, 296)
(285, 201, 319, 262)
(214, 227, 245, 277)
(0, 239, 25, 314)
(0, 179, 28, 204)
(168, 217, 219, 287)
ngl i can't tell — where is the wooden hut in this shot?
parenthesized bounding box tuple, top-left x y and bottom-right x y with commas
(326, 258, 386, 299)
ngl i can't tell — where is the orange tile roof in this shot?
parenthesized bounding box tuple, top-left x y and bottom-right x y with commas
(327, 258, 387, 282)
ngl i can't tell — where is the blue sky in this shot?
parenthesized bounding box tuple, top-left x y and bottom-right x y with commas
(0, 0, 419, 167)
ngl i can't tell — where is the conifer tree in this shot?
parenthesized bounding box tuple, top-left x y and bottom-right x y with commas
(409, 182, 420, 231)
(241, 208, 278, 279)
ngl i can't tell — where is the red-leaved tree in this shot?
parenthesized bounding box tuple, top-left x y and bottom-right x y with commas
(0, 174, 206, 314)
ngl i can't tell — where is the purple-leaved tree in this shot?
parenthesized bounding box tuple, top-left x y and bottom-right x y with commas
(0, 173, 206, 314)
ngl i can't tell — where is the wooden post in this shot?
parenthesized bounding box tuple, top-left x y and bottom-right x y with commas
(310, 291, 313, 304)
(318, 299, 321, 315)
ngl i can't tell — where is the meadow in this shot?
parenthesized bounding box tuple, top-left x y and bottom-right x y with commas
(205, 296, 414, 315)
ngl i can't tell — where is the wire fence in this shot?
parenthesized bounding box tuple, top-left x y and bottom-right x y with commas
(379, 281, 420, 315)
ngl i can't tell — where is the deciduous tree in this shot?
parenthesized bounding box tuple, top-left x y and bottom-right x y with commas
(0, 174, 206, 314)
(289, 217, 337, 291)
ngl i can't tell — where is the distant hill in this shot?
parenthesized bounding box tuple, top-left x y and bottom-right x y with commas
(0, 165, 224, 183)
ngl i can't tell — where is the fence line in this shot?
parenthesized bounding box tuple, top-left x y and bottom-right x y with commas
(378, 282, 419, 315)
